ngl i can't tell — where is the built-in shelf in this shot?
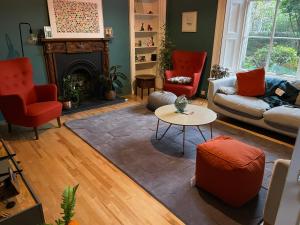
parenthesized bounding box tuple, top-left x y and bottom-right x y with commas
(135, 31, 158, 34)
(135, 46, 158, 49)
(135, 61, 157, 65)
(135, 13, 159, 17)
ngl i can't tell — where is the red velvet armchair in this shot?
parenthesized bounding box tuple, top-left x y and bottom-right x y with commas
(163, 50, 207, 97)
(0, 58, 62, 140)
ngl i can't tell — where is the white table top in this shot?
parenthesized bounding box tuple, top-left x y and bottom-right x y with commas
(154, 104, 217, 126)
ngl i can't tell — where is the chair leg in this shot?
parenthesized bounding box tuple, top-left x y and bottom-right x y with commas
(57, 117, 61, 128)
(7, 123, 12, 133)
(33, 127, 39, 140)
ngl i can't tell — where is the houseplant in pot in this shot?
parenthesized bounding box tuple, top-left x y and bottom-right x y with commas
(43, 184, 79, 225)
(210, 64, 230, 80)
(60, 75, 80, 109)
(158, 24, 175, 85)
(104, 65, 127, 100)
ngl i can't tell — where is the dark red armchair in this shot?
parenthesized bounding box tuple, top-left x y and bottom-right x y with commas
(163, 50, 207, 97)
(0, 58, 62, 140)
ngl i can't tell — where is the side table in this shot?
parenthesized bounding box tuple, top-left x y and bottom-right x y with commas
(135, 75, 156, 99)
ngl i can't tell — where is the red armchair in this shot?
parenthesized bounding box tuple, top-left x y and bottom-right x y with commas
(0, 58, 62, 140)
(163, 50, 207, 97)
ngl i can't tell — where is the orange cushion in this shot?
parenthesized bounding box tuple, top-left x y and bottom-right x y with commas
(236, 68, 265, 96)
(196, 136, 265, 207)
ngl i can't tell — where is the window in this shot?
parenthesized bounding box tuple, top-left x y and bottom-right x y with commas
(221, 0, 300, 79)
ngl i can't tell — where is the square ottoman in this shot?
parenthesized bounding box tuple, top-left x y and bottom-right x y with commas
(196, 136, 265, 207)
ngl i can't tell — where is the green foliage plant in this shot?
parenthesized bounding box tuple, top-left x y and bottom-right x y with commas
(158, 24, 175, 83)
(103, 65, 127, 93)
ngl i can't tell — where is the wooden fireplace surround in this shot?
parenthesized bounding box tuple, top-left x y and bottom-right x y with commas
(42, 38, 110, 95)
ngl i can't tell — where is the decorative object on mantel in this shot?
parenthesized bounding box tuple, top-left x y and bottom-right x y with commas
(182, 11, 198, 32)
(44, 26, 52, 38)
(18, 22, 38, 56)
(103, 65, 127, 100)
(42, 184, 79, 225)
(210, 64, 230, 80)
(47, 0, 104, 38)
(104, 27, 113, 38)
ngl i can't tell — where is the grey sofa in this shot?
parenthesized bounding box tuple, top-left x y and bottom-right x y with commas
(207, 76, 300, 138)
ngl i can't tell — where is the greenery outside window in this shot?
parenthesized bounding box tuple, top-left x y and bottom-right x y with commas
(240, 0, 300, 79)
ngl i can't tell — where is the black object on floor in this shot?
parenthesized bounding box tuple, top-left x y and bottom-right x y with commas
(62, 97, 126, 115)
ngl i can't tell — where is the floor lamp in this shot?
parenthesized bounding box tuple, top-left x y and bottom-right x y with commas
(19, 22, 37, 57)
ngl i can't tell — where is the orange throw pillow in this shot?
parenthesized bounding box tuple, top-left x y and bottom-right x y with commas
(236, 68, 265, 97)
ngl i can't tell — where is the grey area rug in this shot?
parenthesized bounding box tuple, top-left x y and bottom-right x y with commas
(65, 105, 292, 225)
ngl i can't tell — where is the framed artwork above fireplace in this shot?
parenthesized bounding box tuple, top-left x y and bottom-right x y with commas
(47, 0, 104, 38)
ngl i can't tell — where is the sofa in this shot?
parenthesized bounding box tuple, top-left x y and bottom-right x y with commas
(208, 76, 300, 138)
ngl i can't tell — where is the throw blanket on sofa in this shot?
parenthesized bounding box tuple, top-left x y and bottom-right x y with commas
(259, 77, 299, 108)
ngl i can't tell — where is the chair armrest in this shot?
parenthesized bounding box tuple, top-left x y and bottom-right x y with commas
(192, 72, 201, 87)
(165, 70, 175, 80)
(263, 159, 290, 225)
(0, 94, 27, 116)
(35, 84, 58, 102)
(207, 77, 236, 103)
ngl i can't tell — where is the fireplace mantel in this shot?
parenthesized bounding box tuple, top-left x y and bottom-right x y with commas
(42, 38, 110, 94)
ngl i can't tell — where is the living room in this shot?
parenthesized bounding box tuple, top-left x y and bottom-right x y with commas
(0, 0, 299, 225)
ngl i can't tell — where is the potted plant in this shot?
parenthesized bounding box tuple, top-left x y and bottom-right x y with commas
(103, 65, 127, 100)
(43, 184, 79, 225)
(210, 64, 230, 80)
(158, 24, 175, 84)
(60, 75, 80, 109)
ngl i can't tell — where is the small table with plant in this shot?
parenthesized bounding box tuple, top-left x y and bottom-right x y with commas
(154, 103, 217, 154)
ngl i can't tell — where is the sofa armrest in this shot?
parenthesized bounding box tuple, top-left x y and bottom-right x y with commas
(192, 72, 201, 87)
(263, 159, 290, 225)
(207, 77, 236, 106)
(0, 94, 27, 118)
(35, 84, 58, 102)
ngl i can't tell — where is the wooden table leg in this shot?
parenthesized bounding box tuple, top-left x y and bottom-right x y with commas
(141, 88, 144, 99)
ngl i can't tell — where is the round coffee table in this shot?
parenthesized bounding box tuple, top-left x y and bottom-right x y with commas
(154, 104, 217, 154)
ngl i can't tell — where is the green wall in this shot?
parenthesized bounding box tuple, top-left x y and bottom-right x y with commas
(166, 0, 218, 96)
(0, 0, 130, 120)
(0, 0, 131, 90)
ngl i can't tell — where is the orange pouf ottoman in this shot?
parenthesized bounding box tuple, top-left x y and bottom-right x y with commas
(195, 136, 265, 207)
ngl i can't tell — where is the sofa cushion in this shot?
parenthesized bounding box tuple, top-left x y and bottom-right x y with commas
(236, 68, 265, 97)
(214, 93, 270, 118)
(263, 106, 300, 130)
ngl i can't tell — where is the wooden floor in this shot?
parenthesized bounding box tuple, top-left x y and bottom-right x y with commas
(2, 95, 189, 225)
(1, 95, 293, 225)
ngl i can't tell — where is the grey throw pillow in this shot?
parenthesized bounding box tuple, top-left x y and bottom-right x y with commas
(217, 86, 236, 95)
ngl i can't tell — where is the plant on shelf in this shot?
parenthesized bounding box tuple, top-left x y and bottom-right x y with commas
(59, 75, 80, 109)
(158, 24, 175, 84)
(210, 64, 230, 80)
(103, 65, 127, 100)
(42, 184, 79, 225)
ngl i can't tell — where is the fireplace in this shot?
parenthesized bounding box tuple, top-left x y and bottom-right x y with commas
(41, 38, 124, 113)
(55, 52, 103, 100)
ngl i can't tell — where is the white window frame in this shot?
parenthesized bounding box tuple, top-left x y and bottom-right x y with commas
(221, 0, 300, 80)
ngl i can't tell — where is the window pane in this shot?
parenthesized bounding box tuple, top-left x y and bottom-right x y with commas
(241, 38, 271, 69)
(275, 0, 300, 38)
(268, 39, 300, 76)
(246, 1, 277, 37)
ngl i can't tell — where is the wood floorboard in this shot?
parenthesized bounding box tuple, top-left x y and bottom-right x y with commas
(1, 95, 186, 225)
(0, 95, 292, 225)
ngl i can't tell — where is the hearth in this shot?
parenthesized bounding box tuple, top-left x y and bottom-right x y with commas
(42, 38, 125, 113)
